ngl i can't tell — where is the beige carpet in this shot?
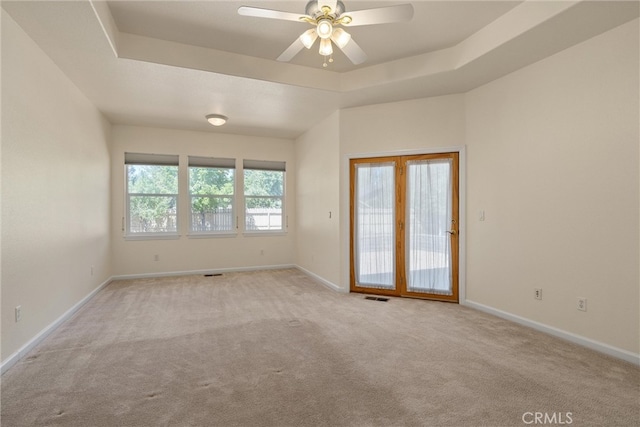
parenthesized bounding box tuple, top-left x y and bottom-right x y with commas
(1, 269, 638, 426)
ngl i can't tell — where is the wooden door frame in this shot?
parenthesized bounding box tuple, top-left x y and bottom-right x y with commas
(399, 152, 459, 302)
(344, 147, 466, 303)
(349, 156, 399, 297)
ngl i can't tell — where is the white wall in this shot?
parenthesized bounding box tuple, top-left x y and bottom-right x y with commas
(1, 11, 112, 362)
(295, 111, 341, 288)
(465, 19, 639, 354)
(111, 125, 296, 276)
(340, 95, 466, 156)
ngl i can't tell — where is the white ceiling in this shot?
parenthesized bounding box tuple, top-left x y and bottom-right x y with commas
(107, 1, 522, 71)
(2, 1, 638, 139)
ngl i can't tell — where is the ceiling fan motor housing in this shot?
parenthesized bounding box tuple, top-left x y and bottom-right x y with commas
(305, 1, 345, 19)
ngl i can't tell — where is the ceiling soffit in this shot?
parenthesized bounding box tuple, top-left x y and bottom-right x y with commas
(92, 0, 639, 94)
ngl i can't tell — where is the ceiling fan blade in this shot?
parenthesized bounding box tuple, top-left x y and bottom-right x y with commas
(337, 38, 367, 65)
(238, 6, 306, 22)
(341, 4, 414, 27)
(277, 38, 306, 62)
(318, 1, 338, 13)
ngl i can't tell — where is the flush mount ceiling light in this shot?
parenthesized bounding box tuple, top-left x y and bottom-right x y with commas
(206, 114, 227, 126)
(238, 0, 413, 68)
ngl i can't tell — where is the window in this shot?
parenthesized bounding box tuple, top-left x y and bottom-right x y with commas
(189, 156, 236, 234)
(243, 160, 286, 232)
(125, 153, 179, 235)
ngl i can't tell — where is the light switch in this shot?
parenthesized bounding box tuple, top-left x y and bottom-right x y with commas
(479, 210, 485, 221)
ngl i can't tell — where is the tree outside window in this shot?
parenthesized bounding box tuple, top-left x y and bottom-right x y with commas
(189, 157, 236, 233)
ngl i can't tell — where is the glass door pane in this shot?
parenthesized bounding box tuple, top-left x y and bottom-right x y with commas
(406, 159, 453, 295)
(354, 162, 396, 290)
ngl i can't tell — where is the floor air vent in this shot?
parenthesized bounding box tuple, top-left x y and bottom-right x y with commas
(204, 273, 223, 277)
(365, 296, 389, 302)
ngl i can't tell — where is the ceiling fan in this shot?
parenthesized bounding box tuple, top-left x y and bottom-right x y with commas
(238, 0, 414, 67)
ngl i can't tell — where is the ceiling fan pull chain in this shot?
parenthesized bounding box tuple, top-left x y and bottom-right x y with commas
(322, 53, 335, 68)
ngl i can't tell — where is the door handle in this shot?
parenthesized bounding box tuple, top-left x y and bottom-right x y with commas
(447, 230, 457, 236)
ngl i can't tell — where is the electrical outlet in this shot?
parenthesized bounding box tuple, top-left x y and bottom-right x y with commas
(534, 288, 542, 300)
(15, 306, 22, 322)
(154, 254, 159, 262)
(577, 297, 587, 311)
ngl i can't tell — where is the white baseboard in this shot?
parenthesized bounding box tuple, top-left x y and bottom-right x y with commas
(463, 300, 640, 366)
(111, 264, 296, 281)
(296, 265, 347, 293)
(1, 277, 113, 375)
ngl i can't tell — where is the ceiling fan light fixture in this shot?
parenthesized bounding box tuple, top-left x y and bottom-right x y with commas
(316, 18, 333, 39)
(319, 38, 333, 56)
(331, 28, 351, 48)
(300, 28, 318, 49)
(206, 114, 228, 126)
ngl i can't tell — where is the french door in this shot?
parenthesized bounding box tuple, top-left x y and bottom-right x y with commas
(350, 153, 459, 302)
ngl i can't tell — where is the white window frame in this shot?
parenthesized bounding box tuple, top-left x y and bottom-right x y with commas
(243, 159, 286, 234)
(124, 153, 180, 240)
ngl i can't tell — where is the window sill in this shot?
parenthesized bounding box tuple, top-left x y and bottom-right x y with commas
(188, 232, 238, 239)
(124, 234, 180, 241)
(243, 231, 287, 237)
